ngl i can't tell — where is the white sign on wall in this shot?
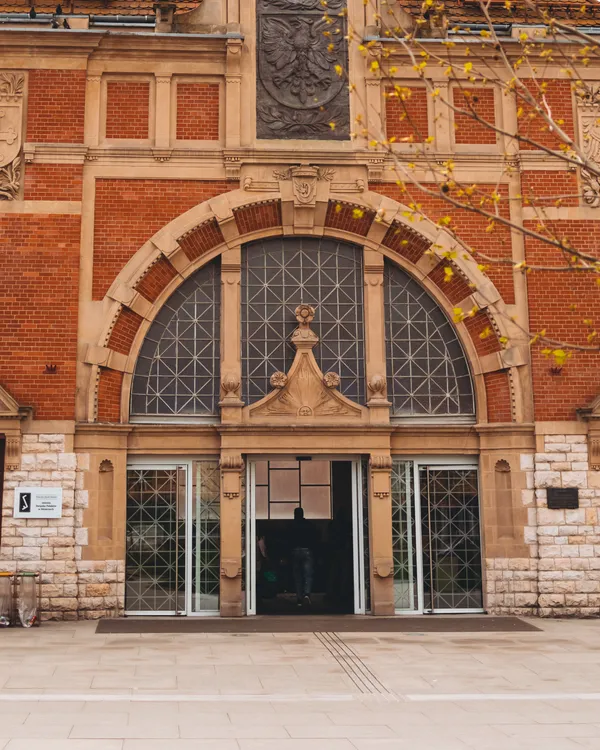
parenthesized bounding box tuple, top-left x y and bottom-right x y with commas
(13, 488, 63, 519)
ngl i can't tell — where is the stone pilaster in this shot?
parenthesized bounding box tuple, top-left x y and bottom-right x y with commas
(219, 452, 245, 617)
(368, 453, 394, 615)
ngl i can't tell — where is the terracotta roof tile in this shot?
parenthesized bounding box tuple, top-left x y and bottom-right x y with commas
(0, 1, 200, 15)
(396, 0, 600, 27)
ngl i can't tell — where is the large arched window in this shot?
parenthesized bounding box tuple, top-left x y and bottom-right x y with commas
(384, 261, 474, 418)
(130, 259, 220, 418)
(242, 237, 365, 404)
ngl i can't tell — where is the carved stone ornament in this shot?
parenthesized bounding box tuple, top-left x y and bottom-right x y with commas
(368, 374, 387, 398)
(221, 373, 240, 397)
(577, 393, 600, 470)
(256, 0, 350, 140)
(0, 72, 24, 201)
(270, 371, 288, 389)
(246, 303, 366, 424)
(219, 454, 245, 499)
(0, 383, 29, 471)
(576, 85, 600, 207)
(274, 164, 335, 205)
(323, 372, 340, 389)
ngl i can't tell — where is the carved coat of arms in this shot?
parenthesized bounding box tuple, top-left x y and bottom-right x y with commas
(0, 72, 24, 201)
(256, 0, 350, 140)
(577, 85, 600, 208)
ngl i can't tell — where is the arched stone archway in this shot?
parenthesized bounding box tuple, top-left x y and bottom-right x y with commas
(82, 188, 527, 426)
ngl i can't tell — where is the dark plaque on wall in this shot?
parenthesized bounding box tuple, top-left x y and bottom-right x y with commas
(547, 487, 579, 510)
(256, 0, 350, 140)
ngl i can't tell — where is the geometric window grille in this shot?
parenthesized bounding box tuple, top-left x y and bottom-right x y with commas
(130, 260, 220, 418)
(191, 460, 221, 613)
(421, 467, 483, 611)
(241, 237, 365, 404)
(384, 261, 474, 418)
(391, 460, 418, 611)
(125, 468, 185, 614)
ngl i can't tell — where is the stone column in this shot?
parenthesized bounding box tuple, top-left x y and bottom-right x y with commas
(368, 454, 394, 615)
(365, 43, 383, 145)
(363, 248, 390, 423)
(219, 247, 243, 422)
(225, 39, 242, 149)
(219, 453, 245, 617)
(154, 74, 172, 150)
(84, 74, 102, 147)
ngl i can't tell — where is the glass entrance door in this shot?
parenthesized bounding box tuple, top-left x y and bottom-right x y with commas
(421, 467, 483, 612)
(125, 461, 221, 616)
(391, 460, 482, 614)
(125, 466, 186, 615)
(246, 458, 367, 615)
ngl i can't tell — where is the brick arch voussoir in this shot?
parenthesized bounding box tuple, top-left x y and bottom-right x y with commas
(90, 189, 519, 424)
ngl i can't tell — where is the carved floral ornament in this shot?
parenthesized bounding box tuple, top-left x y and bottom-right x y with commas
(577, 85, 600, 207)
(0, 72, 24, 201)
(577, 393, 600, 470)
(246, 304, 366, 423)
(0, 383, 29, 472)
(274, 164, 335, 205)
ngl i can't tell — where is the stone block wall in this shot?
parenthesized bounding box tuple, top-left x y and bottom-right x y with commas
(487, 432, 600, 617)
(0, 431, 124, 620)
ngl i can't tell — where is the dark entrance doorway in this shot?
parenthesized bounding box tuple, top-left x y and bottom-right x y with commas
(254, 459, 355, 615)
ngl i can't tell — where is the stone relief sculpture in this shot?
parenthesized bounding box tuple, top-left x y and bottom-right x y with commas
(0, 72, 24, 201)
(247, 304, 365, 422)
(577, 85, 600, 207)
(256, 0, 350, 140)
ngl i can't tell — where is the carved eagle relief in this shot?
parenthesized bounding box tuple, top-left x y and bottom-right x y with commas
(256, 0, 350, 140)
(261, 17, 339, 107)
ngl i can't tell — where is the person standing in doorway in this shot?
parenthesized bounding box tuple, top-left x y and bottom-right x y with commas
(290, 507, 318, 607)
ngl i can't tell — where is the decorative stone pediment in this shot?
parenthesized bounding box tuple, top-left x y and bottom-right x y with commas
(578, 394, 600, 470)
(245, 304, 367, 425)
(0, 72, 24, 201)
(0, 383, 29, 471)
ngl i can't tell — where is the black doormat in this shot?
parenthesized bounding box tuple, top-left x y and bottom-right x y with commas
(96, 615, 540, 634)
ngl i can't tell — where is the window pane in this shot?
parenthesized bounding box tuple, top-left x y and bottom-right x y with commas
(384, 260, 474, 417)
(131, 260, 221, 417)
(269, 502, 299, 520)
(269, 469, 299, 503)
(242, 237, 365, 404)
(300, 460, 330, 485)
(255, 461, 269, 485)
(256, 486, 269, 519)
(301, 485, 331, 519)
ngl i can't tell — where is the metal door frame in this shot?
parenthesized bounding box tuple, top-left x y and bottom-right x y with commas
(245, 455, 366, 617)
(125, 461, 190, 616)
(418, 459, 482, 615)
(392, 457, 480, 615)
(126, 457, 220, 617)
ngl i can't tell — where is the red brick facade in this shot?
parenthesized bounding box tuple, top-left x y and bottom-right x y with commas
(324, 202, 375, 236)
(371, 183, 515, 305)
(92, 179, 231, 300)
(233, 201, 282, 235)
(134, 257, 178, 303)
(453, 87, 497, 145)
(0, 215, 80, 419)
(105, 80, 151, 140)
(484, 371, 513, 423)
(24, 163, 83, 201)
(176, 83, 220, 140)
(97, 369, 123, 422)
(519, 79, 575, 151)
(107, 308, 144, 356)
(26, 69, 86, 143)
(385, 87, 429, 142)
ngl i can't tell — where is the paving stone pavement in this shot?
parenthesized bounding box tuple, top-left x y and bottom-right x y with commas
(1, 618, 600, 749)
